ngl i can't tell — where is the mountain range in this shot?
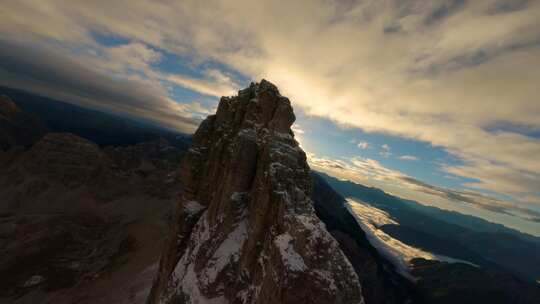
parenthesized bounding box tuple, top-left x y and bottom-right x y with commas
(1, 82, 539, 303)
(318, 172, 540, 283)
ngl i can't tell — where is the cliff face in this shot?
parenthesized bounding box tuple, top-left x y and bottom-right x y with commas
(149, 80, 364, 304)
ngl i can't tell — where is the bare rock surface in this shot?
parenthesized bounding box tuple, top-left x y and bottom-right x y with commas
(0, 132, 185, 304)
(149, 80, 364, 304)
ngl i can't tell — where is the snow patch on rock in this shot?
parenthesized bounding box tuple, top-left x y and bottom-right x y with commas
(23, 275, 44, 287)
(184, 200, 205, 215)
(201, 220, 248, 284)
(275, 233, 307, 272)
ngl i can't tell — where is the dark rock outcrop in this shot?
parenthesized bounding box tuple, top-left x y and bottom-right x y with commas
(0, 95, 47, 150)
(0, 133, 186, 214)
(24, 133, 112, 187)
(149, 80, 364, 304)
(0, 214, 135, 299)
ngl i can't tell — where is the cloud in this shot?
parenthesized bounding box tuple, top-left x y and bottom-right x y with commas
(398, 155, 419, 161)
(397, 175, 540, 222)
(0, 2, 243, 132)
(1, 0, 539, 213)
(308, 153, 408, 189)
(292, 124, 305, 134)
(165, 69, 239, 97)
(0, 39, 201, 132)
(308, 152, 540, 223)
(487, 0, 532, 14)
(104, 42, 162, 72)
(380, 144, 392, 157)
(423, 0, 467, 26)
(357, 141, 369, 149)
(0, 33, 240, 133)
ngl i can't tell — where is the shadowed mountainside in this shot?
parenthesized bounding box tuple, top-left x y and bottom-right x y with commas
(0, 131, 188, 303)
(0, 95, 47, 150)
(410, 258, 540, 304)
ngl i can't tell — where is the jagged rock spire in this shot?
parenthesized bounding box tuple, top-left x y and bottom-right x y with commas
(148, 80, 364, 304)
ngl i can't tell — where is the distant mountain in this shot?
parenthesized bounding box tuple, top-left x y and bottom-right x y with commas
(313, 172, 540, 303)
(410, 258, 540, 304)
(318, 172, 538, 242)
(0, 87, 191, 148)
(400, 197, 540, 244)
(318, 171, 540, 283)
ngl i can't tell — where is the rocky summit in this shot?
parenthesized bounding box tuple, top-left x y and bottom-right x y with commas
(148, 80, 364, 304)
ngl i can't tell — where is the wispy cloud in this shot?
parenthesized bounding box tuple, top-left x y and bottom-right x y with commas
(357, 141, 369, 149)
(0, 39, 201, 132)
(307, 152, 540, 224)
(397, 175, 540, 223)
(292, 124, 305, 135)
(164, 69, 239, 97)
(398, 155, 419, 161)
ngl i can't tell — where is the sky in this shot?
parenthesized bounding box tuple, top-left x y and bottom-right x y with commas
(0, 0, 539, 235)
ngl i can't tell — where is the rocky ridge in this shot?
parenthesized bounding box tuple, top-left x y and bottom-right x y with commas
(149, 80, 364, 304)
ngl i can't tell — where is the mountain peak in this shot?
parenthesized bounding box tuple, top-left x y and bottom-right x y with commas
(211, 78, 295, 136)
(149, 80, 363, 304)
